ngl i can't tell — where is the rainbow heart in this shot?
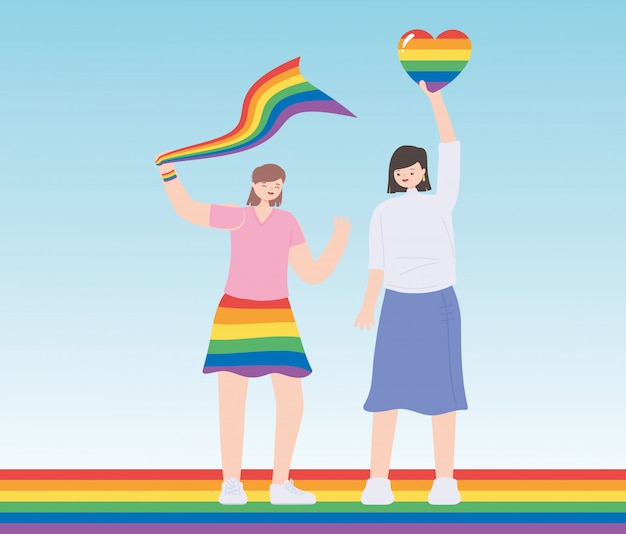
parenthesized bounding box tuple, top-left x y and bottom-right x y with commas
(398, 29, 472, 91)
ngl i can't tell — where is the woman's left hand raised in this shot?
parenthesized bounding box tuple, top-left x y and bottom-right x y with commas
(419, 80, 442, 100)
(333, 216, 352, 239)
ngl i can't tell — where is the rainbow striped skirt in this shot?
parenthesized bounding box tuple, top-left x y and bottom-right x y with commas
(202, 294, 312, 378)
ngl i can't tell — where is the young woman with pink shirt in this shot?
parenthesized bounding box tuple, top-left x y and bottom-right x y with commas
(158, 161, 351, 505)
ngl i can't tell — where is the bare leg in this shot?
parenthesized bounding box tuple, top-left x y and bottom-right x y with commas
(432, 411, 456, 478)
(370, 410, 398, 478)
(271, 373, 303, 484)
(218, 371, 249, 481)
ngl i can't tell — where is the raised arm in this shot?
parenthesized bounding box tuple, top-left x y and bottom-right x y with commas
(419, 80, 456, 143)
(288, 216, 351, 284)
(158, 162, 213, 227)
(419, 81, 460, 210)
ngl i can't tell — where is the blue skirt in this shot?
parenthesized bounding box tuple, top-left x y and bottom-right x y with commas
(364, 287, 468, 416)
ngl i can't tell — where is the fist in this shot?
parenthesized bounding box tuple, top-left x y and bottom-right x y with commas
(158, 162, 176, 175)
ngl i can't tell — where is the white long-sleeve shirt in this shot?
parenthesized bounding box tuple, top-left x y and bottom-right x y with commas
(368, 141, 460, 293)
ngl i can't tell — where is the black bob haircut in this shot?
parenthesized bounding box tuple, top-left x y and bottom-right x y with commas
(387, 145, 431, 193)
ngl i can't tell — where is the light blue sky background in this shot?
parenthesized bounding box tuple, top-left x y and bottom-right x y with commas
(1, 0, 624, 469)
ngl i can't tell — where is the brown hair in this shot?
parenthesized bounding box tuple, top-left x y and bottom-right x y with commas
(246, 163, 286, 207)
(387, 145, 431, 193)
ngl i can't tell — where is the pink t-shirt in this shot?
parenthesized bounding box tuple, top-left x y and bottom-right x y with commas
(209, 205, 306, 300)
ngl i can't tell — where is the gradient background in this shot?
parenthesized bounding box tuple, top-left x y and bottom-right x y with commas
(1, 0, 624, 470)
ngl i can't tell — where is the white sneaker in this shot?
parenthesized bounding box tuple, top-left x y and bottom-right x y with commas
(219, 478, 247, 505)
(427, 477, 461, 505)
(361, 477, 394, 505)
(270, 479, 316, 505)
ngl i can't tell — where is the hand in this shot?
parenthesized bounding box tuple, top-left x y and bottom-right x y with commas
(418, 80, 442, 100)
(155, 151, 172, 166)
(354, 307, 375, 330)
(158, 162, 176, 176)
(333, 216, 352, 239)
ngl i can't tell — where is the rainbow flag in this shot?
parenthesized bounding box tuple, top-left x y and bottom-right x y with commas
(1, 470, 625, 532)
(155, 58, 355, 165)
(398, 29, 472, 92)
(203, 294, 312, 378)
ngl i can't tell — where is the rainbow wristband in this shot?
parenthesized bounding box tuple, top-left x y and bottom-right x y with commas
(161, 169, 178, 182)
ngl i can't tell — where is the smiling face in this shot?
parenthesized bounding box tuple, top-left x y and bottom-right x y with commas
(393, 163, 426, 190)
(387, 145, 431, 193)
(246, 163, 286, 207)
(251, 178, 283, 203)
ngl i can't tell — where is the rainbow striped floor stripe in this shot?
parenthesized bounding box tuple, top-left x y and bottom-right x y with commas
(1, 470, 625, 533)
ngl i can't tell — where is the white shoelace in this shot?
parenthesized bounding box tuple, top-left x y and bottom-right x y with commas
(223, 478, 242, 495)
(284, 479, 305, 495)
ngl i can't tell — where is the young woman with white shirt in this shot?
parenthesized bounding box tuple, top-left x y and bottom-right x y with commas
(355, 80, 467, 506)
